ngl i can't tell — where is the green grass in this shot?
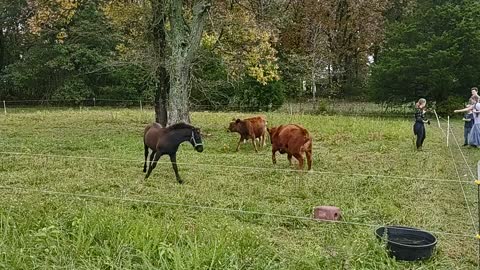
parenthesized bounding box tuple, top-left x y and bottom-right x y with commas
(0, 108, 478, 269)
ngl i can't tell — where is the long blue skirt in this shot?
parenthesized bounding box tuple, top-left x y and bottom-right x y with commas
(468, 123, 480, 146)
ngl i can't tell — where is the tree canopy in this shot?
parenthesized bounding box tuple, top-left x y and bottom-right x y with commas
(0, 0, 478, 116)
(369, 0, 480, 106)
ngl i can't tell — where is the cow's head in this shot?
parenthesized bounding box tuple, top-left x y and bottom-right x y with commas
(267, 126, 277, 136)
(267, 126, 279, 144)
(227, 118, 242, 132)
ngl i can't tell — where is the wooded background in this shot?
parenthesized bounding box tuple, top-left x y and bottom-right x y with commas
(1, 0, 479, 122)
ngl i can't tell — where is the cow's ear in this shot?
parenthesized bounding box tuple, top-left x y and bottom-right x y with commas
(235, 119, 241, 123)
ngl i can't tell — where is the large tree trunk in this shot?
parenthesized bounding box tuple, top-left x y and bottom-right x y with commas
(154, 79, 168, 126)
(168, 61, 191, 124)
(152, 0, 168, 126)
(167, 0, 210, 125)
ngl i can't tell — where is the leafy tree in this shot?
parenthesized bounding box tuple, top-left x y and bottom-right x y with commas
(108, 0, 211, 125)
(279, 0, 388, 99)
(369, 0, 480, 104)
(191, 47, 285, 111)
(1, 0, 148, 101)
(189, 0, 284, 110)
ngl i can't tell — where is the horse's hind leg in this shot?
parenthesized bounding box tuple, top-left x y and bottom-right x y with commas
(145, 150, 155, 173)
(145, 152, 160, 179)
(143, 145, 149, 172)
(169, 154, 183, 184)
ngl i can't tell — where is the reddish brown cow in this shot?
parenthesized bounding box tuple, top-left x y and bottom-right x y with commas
(267, 124, 312, 170)
(228, 116, 267, 152)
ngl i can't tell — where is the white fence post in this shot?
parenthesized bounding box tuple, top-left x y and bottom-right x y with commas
(477, 160, 480, 181)
(140, 100, 143, 112)
(433, 109, 441, 129)
(447, 116, 450, 147)
(3, 100, 6, 115)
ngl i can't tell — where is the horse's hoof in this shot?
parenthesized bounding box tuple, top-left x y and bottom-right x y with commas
(178, 180, 184, 184)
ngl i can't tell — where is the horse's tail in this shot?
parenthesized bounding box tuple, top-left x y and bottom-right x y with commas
(143, 143, 149, 173)
(144, 123, 154, 136)
(143, 123, 155, 173)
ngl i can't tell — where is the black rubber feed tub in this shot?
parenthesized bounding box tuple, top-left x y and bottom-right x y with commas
(375, 226, 437, 261)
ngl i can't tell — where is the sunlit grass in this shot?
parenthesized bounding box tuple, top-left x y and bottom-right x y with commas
(0, 108, 478, 269)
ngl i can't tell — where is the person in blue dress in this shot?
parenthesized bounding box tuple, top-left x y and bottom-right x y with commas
(468, 95, 480, 147)
(454, 98, 475, 146)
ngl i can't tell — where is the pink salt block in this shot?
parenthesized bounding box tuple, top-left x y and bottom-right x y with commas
(313, 206, 341, 221)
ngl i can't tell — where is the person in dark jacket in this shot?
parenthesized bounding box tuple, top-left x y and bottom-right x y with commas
(413, 98, 430, 150)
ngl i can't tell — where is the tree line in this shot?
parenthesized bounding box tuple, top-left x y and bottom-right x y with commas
(1, 0, 478, 122)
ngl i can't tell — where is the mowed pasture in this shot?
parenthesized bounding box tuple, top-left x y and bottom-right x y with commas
(0, 108, 478, 269)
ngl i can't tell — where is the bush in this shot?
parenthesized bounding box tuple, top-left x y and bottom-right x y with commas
(52, 79, 92, 101)
(434, 96, 465, 117)
(235, 77, 286, 111)
(312, 99, 329, 115)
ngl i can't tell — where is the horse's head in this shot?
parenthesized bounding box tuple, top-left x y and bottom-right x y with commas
(190, 127, 204, 152)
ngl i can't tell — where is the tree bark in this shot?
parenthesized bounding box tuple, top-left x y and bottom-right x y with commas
(154, 79, 168, 126)
(152, 0, 169, 126)
(167, 0, 210, 125)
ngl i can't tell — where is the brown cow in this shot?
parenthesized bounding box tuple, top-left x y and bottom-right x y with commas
(228, 116, 267, 152)
(267, 124, 312, 170)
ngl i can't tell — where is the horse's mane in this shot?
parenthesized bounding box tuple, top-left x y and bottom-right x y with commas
(167, 122, 194, 130)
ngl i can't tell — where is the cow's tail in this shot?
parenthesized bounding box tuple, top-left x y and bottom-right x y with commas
(301, 134, 313, 170)
(264, 125, 269, 144)
(301, 134, 312, 153)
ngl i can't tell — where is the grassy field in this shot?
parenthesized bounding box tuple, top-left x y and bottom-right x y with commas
(0, 107, 479, 269)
